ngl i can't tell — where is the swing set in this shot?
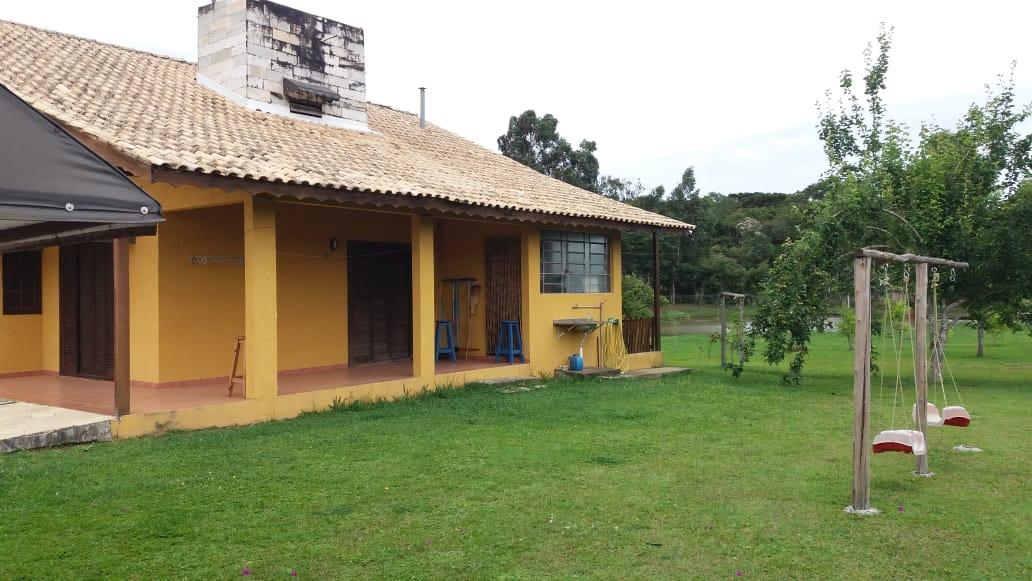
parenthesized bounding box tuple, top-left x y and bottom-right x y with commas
(847, 248, 971, 515)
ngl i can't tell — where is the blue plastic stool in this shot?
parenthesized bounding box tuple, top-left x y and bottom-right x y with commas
(435, 320, 457, 362)
(494, 320, 525, 364)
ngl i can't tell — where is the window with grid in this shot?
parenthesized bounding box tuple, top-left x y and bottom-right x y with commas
(2, 251, 42, 315)
(540, 231, 610, 293)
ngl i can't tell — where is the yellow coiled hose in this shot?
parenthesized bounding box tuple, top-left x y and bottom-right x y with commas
(600, 318, 630, 373)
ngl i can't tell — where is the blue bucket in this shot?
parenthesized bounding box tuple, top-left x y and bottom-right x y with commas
(569, 353, 584, 371)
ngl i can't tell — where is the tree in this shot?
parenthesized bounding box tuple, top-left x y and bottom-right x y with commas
(751, 25, 1032, 382)
(497, 110, 600, 192)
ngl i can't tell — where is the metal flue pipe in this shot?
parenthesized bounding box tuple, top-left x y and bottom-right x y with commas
(419, 87, 426, 128)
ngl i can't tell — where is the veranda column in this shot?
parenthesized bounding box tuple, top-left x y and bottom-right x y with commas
(113, 238, 130, 416)
(411, 215, 436, 382)
(520, 228, 537, 364)
(244, 195, 278, 400)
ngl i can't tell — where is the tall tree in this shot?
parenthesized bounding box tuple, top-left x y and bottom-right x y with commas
(497, 110, 600, 192)
(751, 26, 1032, 382)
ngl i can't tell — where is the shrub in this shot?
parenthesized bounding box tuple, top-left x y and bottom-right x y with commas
(622, 274, 665, 319)
(838, 306, 856, 349)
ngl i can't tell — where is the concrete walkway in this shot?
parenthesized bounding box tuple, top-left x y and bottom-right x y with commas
(0, 400, 113, 453)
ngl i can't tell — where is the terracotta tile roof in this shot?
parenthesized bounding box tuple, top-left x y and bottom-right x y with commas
(0, 20, 691, 230)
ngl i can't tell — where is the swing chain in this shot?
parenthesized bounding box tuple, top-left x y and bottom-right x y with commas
(949, 268, 957, 282)
(902, 264, 910, 282)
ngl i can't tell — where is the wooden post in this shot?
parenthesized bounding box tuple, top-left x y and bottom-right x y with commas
(738, 296, 745, 365)
(651, 231, 661, 351)
(113, 238, 130, 417)
(719, 294, 727, 368)
(850, 256, 874, 512)
(914, 263, 930, 475)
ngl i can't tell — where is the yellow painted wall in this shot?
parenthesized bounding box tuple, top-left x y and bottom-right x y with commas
(158, 204, 245, 383)
(128, 235, 160, 383)
(276, 203, 410, 372)
(525, 227, 624, 374)
(40, 247, 60, 373)
(0, 257, 43, 375)
(435, 219, 523, 356)
(2, 174, 658, 426)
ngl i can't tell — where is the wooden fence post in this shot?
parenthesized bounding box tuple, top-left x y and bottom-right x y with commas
(738, 296, 745, 365)
(652, 231, 661, 351)
(719, 294, 727, 368)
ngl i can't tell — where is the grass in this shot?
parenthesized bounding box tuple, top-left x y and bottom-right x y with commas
(1, 328, 1029, 578)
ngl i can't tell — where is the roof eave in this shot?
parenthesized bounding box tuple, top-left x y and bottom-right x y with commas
(148, 166, 692, 233)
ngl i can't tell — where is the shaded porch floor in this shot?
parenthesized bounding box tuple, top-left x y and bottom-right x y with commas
(0, 357, 523, 416)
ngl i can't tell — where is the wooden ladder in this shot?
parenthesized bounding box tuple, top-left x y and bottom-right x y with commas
(228, 336, 245, 397)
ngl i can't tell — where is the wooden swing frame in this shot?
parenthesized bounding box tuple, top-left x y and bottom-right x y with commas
(848, 248, 968, 514)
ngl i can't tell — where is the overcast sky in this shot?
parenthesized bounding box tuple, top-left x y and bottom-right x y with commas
(3, 0, 1031, 194)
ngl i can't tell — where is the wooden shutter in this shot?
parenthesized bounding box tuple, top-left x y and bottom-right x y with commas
(348, 242, 412, 365)
(59, 243, 114, 380)
(485, 238, 521, 355)
(59, 245, 80, 376)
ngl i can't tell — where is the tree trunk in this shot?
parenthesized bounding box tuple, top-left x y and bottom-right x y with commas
(976, 320, 985, 357)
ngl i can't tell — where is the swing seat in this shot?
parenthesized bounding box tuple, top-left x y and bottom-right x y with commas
(912, 403, 944, 427)
(873, 430, 927, 455)
(942, 406, 971, 427)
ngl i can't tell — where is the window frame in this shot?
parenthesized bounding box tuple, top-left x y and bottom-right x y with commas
(540, 230, 610, 294)
(2, 250, 43, 315)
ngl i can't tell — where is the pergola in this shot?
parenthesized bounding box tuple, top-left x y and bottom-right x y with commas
(0, 83, 162, 415)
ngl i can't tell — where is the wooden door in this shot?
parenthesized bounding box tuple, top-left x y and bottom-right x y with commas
(485, 238, 521, 355)
(347, 242, 412, 365)
(59, 243, 114, 380)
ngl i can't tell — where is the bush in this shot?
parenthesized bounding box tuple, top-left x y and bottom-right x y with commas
(622, 274, 665, 319)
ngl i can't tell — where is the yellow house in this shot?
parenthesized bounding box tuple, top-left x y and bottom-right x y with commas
(0, 4, 690, 438)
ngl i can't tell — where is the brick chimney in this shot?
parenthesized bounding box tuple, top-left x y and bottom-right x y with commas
(197, 0, 368, 131)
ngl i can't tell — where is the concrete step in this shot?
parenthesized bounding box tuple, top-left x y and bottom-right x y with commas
(476, 376, 538, 386)
(0, 402, 113, 453)
(555, 366, 621, 378)
(605, 366, 693, 380)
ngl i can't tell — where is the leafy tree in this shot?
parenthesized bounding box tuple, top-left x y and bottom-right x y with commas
(751, 25, 1032, 382)
(497, 110, 600, 192)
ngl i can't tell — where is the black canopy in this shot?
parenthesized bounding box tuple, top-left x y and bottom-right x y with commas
(0, 83, 162, 252)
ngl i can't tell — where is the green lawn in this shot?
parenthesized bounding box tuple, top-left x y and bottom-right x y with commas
(1, 328, 1029, 578)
